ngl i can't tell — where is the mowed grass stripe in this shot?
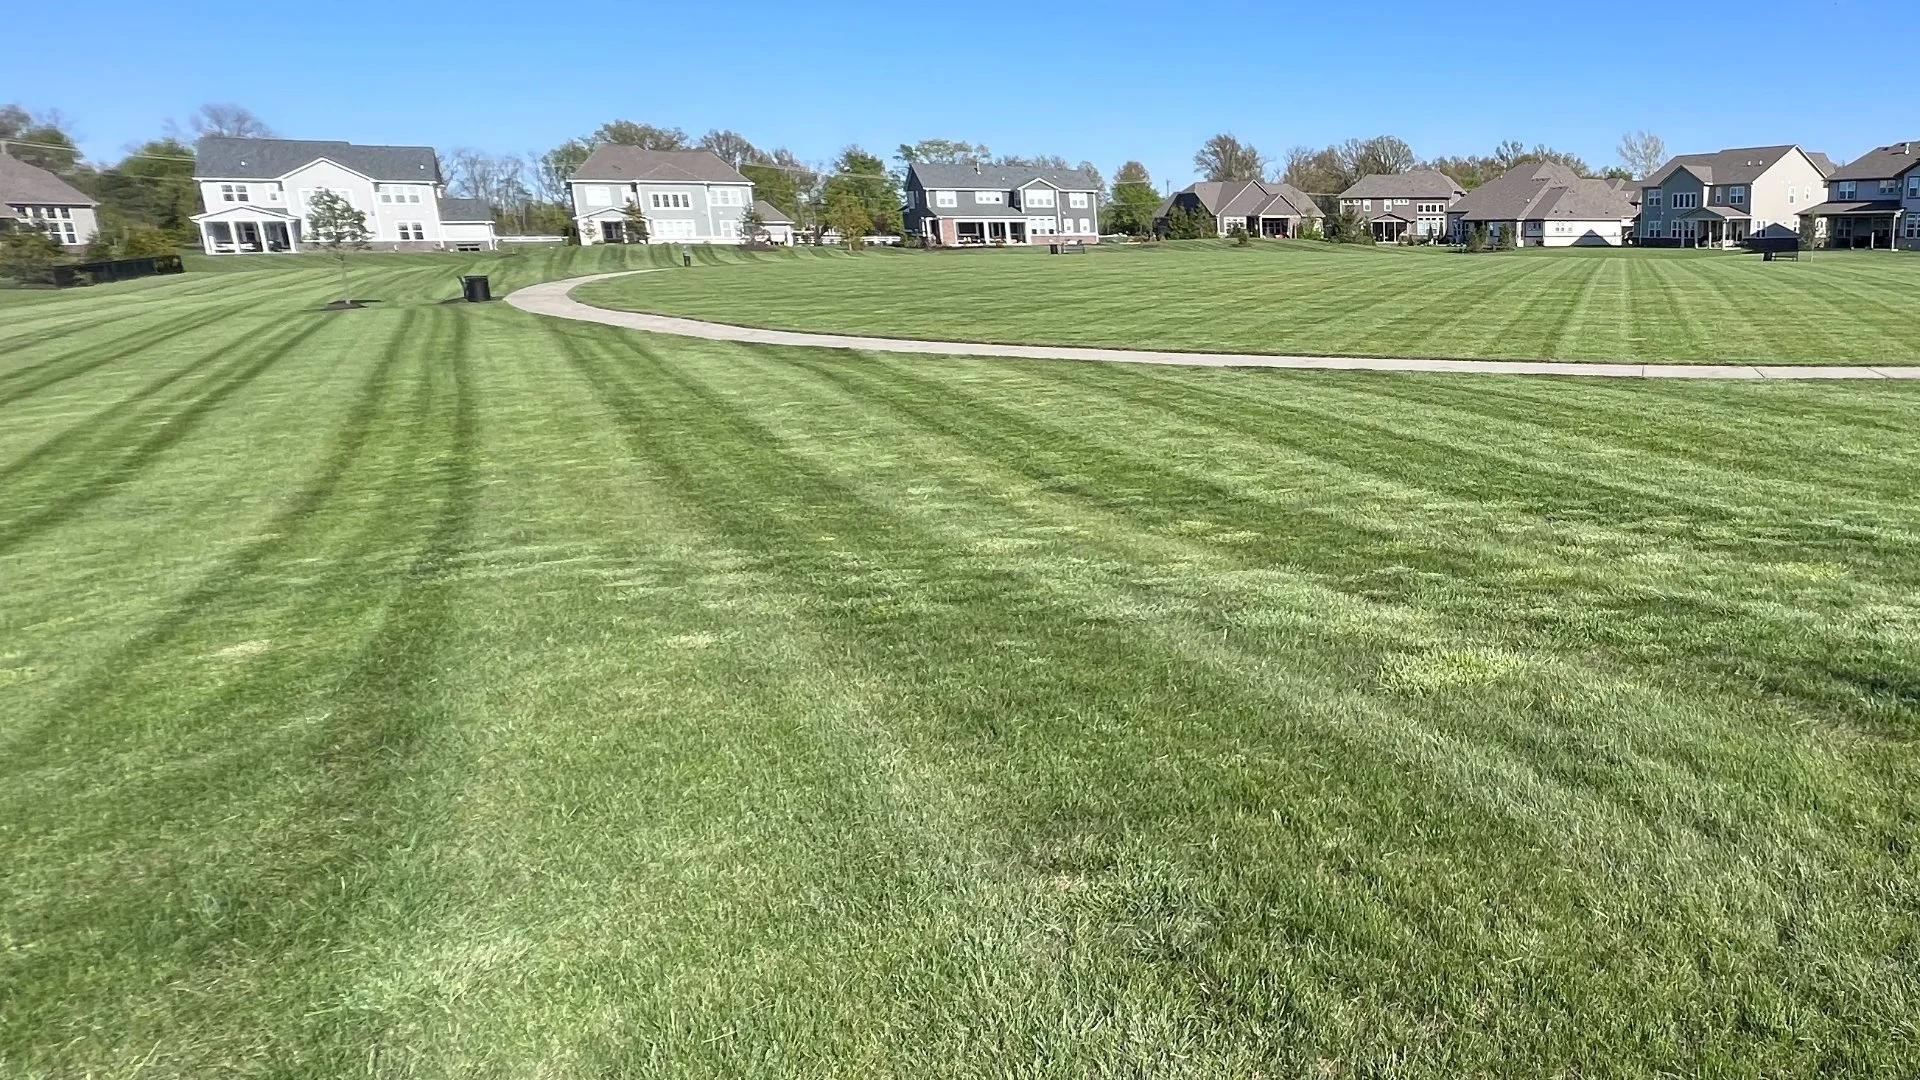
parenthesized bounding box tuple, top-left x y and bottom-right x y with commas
(2, 251, 1916, 1077)
(578, 242, 1920, 365)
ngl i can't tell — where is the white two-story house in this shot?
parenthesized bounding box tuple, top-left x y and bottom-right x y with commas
(569, 147, 761, 245)
(1797, 140, 1920, 250)
(903, 163, 1103, 246)
(1634, 144, 1832, 247)
(191, 137, 497, 255)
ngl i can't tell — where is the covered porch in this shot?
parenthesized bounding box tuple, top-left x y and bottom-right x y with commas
(193, 205, 300, 254)
(1799, 201, 1904, 249)
(953, 220, 1029, 246)
(1244, 214, 1297, 238)
(1676, 204, 1751, 247)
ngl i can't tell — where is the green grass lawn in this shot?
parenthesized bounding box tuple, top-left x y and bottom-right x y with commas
(577, 241, 1920, 366)
(3, 248, 1919, 1078)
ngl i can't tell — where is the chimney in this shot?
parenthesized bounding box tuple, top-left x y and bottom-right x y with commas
(973, 161, 981, 175)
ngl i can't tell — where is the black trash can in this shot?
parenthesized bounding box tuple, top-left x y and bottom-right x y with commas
(461, 275, 492, 303)
(681, 245, 694, 268)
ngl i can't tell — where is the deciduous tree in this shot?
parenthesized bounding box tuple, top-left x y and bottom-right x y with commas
(822, 146, 901, 235)
(697, 129, 762, 167)
(896, 139, 989, 166)
(305, 189, 369, 303)
(1194, 133, 1263, 181)
(592, 121, 689, 150)
(1617, 131, 1668, 179)
(181, 104, 275, 139)
(1106, 160, 1160, 236)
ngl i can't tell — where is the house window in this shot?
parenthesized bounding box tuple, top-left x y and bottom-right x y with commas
(1363, 199, 1372, 211)
(1078, 217, 1091, 234)
(1028, 216, 1054, 235)
(1837, 181, 1855, 200)
(221, 183, 249, 202)
(974, 191, 1003, 204)
(1905, 217, 1920, 239)
(1024, 188, 1055, 207)
(649, 192, 692, 209)
(1068, 192, 1088, 208)
(1729, 185, 1746, 205)
(397, 222, 425, 240)
(934, 190, 956, 207)
(1909, 176, 1920, 199)
(1645, 189, 1662, 208)
(711, 188, 744, 207)
(1880, 178, 1900, 195)
(653, 218, 697, 239)
(1670, 192, 1697, 209)
(379, 186, 422, 204)
(1788, 186, 1796, 204)
(717, 218, 739, 238)
(585, 186, 612, 207)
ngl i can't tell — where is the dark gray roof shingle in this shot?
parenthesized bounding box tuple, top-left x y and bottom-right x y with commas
(1451, 163, 1634, 222)
(0, 152, 98, 206)
(195, 136, 442, 182)
(572, 147, 750, 184)
(1826, 141, 1920, 181)
(1339, 170, 1465, 200)
(1642, 145, 1823, 188)
(908, 162, 1101, 191)
(752, 199, 793, 224)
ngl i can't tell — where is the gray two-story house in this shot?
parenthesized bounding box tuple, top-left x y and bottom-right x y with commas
(570, 147, 757, 245)
(1635, 145, 1832, 247)
(903, 162, 1101, 246)
(1797, 140, 1920, 249)
(1338, 170, 1465, 242)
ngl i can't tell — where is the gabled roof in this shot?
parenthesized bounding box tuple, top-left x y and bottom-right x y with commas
(1339, 169, 1465, 200)
(571, 146, 750, 184)
(0, 152, 98, 207)
(1164, 179, 1323, 219)
(1451, 163, 1635, 222)
(436, 196, 493, 223)
(1826, 141, 1920, 182)
(753, 199, 793, 224)
(1642, 145, 1822, 189)
(908, 162, 1101, 192)
(195, 137, 442, 183)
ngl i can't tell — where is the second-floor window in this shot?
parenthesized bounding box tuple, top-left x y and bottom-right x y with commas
(1836, 181, 1856, 199)
(934, 190, 956, 207)
(1880, 178, 1900, 196)
(221, 183, 249, 202)
(649, 192, 692, 209)
(711, 187, 745, 207)
(1645, 189, 1662, 208)
(974, 191, 1003, 204)
(1670, 192, 1697, 209)
(379, 185, 422, 204)
(1068, 192, 1088, 208)
(1024, 189, 1055, 208)
(1908, 175, 1920, 199)
(1729, 185, 1746, 205)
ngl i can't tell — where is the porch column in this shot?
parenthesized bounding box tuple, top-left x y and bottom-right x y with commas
(198, 220, 214, 254)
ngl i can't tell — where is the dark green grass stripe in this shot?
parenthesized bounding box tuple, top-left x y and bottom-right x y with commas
(0, 316, 330, 555)
(0, 304, 257, 406)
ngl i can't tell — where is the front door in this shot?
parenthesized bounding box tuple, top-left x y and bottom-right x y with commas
(236, 222, 261, 251)
(602, 220, 626, 244)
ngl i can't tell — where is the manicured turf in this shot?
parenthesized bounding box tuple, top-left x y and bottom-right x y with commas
(3, 248, 1919, 1078)
(577, 241, 1920, 365)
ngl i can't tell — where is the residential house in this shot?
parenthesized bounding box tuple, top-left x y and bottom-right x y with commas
(1447, 163, 1638, 247)
(904, 163, 1102, 246)
(191, 137, 498, 254)
(751, 200, 795, 245)
(0, 152, 99, 250)
(1338, 170, 1465, 242)
(1154, 179, 1324, 238)
(1797, 140, 1920, 249)
(569, 147, 756, 245)
(1635, 144, 1832, 247)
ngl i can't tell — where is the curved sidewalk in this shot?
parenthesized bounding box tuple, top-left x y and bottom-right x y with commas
(507, 270, 1920, 381)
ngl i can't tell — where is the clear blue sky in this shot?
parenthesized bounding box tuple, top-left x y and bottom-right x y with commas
(7, 0, 1913, 187)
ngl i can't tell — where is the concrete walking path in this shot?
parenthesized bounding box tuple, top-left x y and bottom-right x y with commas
(506, 270, 1920, 381)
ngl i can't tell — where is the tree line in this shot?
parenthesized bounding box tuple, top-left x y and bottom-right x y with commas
(1189, 131, 1668, 200)
(3, 98, 1673, 254)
